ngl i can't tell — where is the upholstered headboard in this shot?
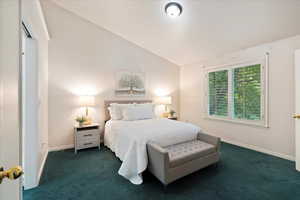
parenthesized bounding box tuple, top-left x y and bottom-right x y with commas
(104, 100, 152, 121)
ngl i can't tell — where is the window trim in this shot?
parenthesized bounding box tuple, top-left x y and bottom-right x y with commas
(204, 54, 269, 128)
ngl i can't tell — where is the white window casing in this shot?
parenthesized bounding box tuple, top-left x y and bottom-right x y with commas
(204, 53, 269, 128)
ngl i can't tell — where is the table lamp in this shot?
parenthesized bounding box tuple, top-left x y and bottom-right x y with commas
(154, 96, 172, 118)
(79, 95, 95, 125)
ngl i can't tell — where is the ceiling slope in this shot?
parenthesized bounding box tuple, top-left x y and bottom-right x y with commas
(51, 0, 300, 66)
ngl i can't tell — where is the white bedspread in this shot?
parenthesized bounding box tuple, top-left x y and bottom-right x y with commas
(104, 118, 200, 184)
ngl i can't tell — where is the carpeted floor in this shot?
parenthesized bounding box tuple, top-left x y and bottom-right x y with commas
(24, 143, 300, 200)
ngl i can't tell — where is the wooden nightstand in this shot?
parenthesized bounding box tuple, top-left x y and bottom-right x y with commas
(168, 117, 178, 120)
(74, 123, 100, 154)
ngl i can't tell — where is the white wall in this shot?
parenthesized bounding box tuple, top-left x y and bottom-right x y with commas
(42, 1, 180, 149)
(22, 0, 49, 188)
(180, 35, 300, 160)
(0, 0, 21, 199)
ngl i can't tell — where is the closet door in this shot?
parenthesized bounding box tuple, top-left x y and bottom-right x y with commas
(22, 35, 39, 189)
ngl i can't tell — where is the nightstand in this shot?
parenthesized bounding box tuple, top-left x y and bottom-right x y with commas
(74, 123, 100, 154)
(168, 117, 178, 120)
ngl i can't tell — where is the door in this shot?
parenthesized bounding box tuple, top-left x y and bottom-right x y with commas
(296, 50, 300, 171)
(0, 0, 22, 199)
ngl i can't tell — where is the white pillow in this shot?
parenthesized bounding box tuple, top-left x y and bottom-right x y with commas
(109, 103, 134, 120)
(122, 104, 155, 121)
(136, 103, 155, 116)
(108, 106, 120, 120)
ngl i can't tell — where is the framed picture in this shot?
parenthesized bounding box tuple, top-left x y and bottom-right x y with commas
(115, 71, 146, 96)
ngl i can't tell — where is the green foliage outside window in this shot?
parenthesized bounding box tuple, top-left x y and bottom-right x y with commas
(208, 64, 262, 121)
(208, 70, 228, 116)
(233, 64, 261, 120)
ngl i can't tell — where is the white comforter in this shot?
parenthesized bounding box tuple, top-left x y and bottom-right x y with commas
(104, 118, 200, 184)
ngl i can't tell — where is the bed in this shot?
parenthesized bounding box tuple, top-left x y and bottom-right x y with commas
(103, 100, 201, 184)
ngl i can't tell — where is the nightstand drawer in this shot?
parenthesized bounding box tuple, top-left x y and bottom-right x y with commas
(77, 130, 99, 138)
(77, 136, 99, 144)
(77, 140, 99, 150)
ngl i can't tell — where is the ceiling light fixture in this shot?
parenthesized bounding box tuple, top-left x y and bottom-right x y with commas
(165, 2, 183, 18)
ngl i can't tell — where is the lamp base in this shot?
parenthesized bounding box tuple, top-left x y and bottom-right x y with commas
(161, 112, 169, 118)
(83, 117, 93, 125)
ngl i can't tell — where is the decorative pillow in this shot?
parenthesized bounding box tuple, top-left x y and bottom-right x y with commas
(108, 106, 120, 120)
(122, 104, 155, 121)
(109, 103, 135, 120)
(136, 103, 155, 115)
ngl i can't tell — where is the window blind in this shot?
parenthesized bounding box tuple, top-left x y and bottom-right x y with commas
(208, 70, 228, 116)
(233, 64, 261, 120)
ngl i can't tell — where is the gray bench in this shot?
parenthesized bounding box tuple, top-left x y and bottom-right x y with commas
(147, 132, 220, 185)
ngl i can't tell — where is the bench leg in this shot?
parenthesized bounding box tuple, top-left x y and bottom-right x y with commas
(162, 183, 169, 193)
(214, 161, 220, 169)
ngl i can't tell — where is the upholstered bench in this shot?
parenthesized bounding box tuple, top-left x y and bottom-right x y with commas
(147, 132, 220, 185)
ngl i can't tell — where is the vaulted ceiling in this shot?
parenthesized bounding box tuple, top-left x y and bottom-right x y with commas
(51, 0, 300, 66)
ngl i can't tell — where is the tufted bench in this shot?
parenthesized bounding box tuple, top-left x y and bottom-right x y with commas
(147, 132, 220, 185)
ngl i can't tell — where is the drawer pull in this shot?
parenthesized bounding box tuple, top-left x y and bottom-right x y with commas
(84, 134, 93, 137)
(84, 142, 93, 146)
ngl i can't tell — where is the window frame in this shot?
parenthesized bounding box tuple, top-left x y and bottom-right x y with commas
(204, 55, 269, 128)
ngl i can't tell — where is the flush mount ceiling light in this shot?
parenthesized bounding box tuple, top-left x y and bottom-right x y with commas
(165, 2, 183, 18)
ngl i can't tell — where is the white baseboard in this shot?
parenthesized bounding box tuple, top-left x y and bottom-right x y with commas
(49, 144, 74, 152)
(47, 139, 294, 162)
(222, 138, 295, 161)
(37, 149, 48, 184)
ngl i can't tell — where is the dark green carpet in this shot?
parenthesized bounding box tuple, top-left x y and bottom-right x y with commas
(24, 143, 300, 200)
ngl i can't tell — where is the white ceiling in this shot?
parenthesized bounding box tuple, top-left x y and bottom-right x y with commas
(51, 0, 300, 66)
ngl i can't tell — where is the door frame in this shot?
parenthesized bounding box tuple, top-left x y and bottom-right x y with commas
(295, 49, 300, 171)
(21, 23, 40, 190)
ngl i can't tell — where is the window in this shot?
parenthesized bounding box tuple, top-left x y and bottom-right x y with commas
(206, 59, 268, 127)
(208, 70, 228, 116)
(233, 64, 261, 120)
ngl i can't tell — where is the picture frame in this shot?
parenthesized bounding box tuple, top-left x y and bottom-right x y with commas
(115, 71, 146, 96)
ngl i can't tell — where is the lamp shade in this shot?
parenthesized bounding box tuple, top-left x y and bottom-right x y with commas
(79, 95, 95, 107)
(154, 96, 172, 105)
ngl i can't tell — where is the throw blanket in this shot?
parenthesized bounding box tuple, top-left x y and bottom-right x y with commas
(105, 118, 200, 184)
